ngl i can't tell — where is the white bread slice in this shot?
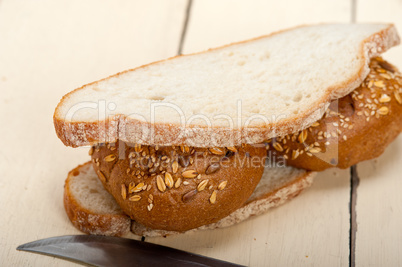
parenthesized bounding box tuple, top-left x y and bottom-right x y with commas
(54, 24, 400, 148)
(63, 162, 315, 237)
(64, 162, 131, 236)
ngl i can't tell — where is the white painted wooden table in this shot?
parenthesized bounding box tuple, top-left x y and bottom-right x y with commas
(0, 1, 401, 266)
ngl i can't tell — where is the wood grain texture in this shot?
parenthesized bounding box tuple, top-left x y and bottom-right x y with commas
(146, 0, 352, 266)
(0, 0, 187, 266)
(356, 1, 402, 266)
(355, 136, 402, 266)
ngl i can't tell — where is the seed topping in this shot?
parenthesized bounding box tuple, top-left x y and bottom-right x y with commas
(175, 178, 182, 188)
(309, 147, 321, 154)
(273, 142, 284, 152)
(298, 130, 308, 143)
(226, 146, 238, 152)
(379, 94, 391, 103)
(291, 150, 300, 160)
(129, 195, 141, 202)
(172, 161, 179, 174)
(377, 106, 389, 115)
(378, 60, 395, 73)
(205, 162, 220, 175)
(210, 190, 217, 204)
(164, 172, 174, 188)
(209, 147, 226, 155)
(218, 181, 227, 190)
(128, 182, 135, 192)
(147, 203, 153, 211)
(182, 170, 198, 178)
(197, 179, 209, 191)
(156, 175, 166, 192)
(104, 154, 116, 162)
(182, 189, 197, 202)
(131, 182, 145, 193)
(395, 92, 402, 105)
(134, 144, 142, 152)
(121, 184, 127, 200)
(374, 80, 385, 88)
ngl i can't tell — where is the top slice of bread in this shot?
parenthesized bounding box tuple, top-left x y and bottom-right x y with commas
(54, 23, 400, 148)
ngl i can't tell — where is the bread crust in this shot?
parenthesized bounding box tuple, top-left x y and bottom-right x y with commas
(267, 58, 402, 171)
(53, 24, 400, 148)
(91, 142, 266, 232)
(64, 162, 131, 236)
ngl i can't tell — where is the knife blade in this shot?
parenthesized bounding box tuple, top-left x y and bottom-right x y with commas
(17, 235, 246, 267)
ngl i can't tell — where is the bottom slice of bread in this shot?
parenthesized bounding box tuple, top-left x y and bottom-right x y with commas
(64, 162, 316, 237)
(64, 162, 131, 236)
(132, 165, 316, 237)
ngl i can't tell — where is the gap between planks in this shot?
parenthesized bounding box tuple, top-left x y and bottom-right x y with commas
(349, 165, 360, 267)
(349, 1, 359, 266)
(177, 0, 193, 56)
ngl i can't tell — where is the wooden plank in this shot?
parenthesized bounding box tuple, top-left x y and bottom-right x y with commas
(147, 1, 352, 266)
(355, 136, 402, 266)
(355, 2, 402, 265)
(0, 0, 187, 266)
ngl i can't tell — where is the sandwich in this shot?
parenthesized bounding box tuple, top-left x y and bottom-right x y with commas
(54, 23, 402, 237)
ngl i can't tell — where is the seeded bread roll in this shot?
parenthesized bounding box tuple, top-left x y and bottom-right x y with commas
(63, 161, 315, 237)
(90, 142, 266, 232)
(64, 162, 131, 236)
(267, 57, 402, 171)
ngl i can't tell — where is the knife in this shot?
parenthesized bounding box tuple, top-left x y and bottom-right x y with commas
(17, 235, 246, 267)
